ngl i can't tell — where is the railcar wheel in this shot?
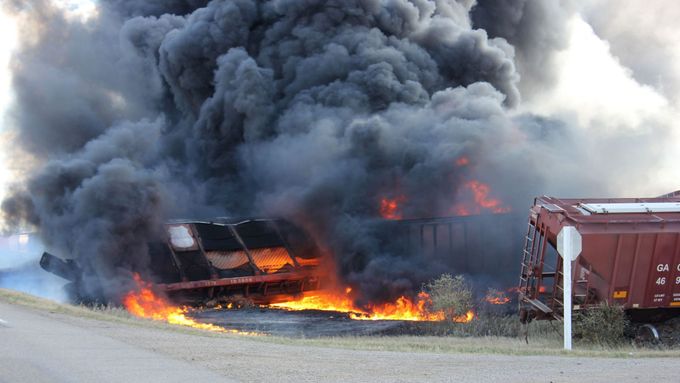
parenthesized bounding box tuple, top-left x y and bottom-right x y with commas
(636, 323, 660, 344)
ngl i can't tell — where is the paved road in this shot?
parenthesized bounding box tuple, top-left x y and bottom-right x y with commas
(0, 302, 233, 383)
(1, 300, 680, 382)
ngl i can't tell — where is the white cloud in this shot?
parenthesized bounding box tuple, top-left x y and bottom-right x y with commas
(580, 0, 680, 101)
(523, 16, 669, 131)
(519, 13, 680, 197)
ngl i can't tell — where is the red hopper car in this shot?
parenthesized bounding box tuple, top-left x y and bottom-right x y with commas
(519, 192, 680, 323)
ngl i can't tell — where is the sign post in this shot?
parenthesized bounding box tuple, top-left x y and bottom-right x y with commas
(557, 226, 582, 350)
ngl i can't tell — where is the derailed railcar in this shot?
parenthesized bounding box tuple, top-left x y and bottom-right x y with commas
(519, 193, 680, 323)
(41, 213, 526, 306)
(156, 218, 325, 304)
(41, 218, 326, 305)
(380, 214, 525, 288)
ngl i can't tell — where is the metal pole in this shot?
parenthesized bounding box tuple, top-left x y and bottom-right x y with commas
(558, 226, 581, 351)
(563, 239, 572, 351)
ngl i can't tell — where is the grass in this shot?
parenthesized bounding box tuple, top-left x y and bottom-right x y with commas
(2, 288, 680, 358)
(261, 334, 680, 357)
(257, 317, 680, 357)
(0, 288, 227, 335)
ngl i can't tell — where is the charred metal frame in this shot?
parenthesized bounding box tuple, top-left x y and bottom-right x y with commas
(159, 270, 317, 291)
(157, 218, 324, 304)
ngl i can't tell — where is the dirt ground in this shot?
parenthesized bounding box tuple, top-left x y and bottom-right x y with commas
(2, 297, 678, 383)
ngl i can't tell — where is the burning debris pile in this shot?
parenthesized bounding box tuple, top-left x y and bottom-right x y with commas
(270, 290, 474, 323)
(1, 0, 579, 316)
(123, 271, 480, 334)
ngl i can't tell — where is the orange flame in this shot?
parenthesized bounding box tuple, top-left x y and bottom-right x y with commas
(456, 310, 475, 323)
(379, 195, 406, 220)
(466, 180, 510, 213)
(453, 180, 510, 215)
(270, 289, 474, 323)
(484, 289, 510, 305)
(455, 156, 470, 167)
(122, 274, 259, 335)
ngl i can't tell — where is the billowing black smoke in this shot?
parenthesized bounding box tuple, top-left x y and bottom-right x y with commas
(470, 0, 570, 94)
(2, 0, 575, 303)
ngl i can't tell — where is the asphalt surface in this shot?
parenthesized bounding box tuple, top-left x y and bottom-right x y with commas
(0, 302, 234, 383)
(2, 299, 680, 382)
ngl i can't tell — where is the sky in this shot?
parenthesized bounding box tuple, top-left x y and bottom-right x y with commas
(0, 0, 679, 203)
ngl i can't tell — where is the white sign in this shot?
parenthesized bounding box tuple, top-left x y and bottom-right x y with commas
(556, 225, 582, 351)
(557, 226, 582, 261)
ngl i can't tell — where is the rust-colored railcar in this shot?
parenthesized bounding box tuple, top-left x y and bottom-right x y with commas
(41, 218, 326, 305)
(519, 193, 680, 322)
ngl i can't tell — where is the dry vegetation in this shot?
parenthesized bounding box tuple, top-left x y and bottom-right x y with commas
(2, 287, 679, 358)
(421, 275, 629, 343)
(573, 302, 629, 346)
(0, 288, 182, 332)
(422, 274, 473, 320)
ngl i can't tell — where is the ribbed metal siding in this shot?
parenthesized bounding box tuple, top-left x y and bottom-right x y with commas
(206, 250, 249, 270)
(251, 247, 293, 273)
(206, 247, 294, 273)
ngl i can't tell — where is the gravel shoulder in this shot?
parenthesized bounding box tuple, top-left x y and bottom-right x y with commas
(1, 289, 679, 383)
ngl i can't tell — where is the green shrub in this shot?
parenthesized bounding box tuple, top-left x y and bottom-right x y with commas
(422, 274, 473, 321)
(573, 302, 629, 346)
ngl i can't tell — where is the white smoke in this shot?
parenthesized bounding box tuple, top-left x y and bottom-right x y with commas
(0, 233, 67, 302)
(520, 5, 680, 196)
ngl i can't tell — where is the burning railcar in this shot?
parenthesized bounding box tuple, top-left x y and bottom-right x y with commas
(41, 218, 326, 304)
(379, 214, 524, 287)
(519, 193, 680, 323)
(41, 212, 524, 309)
(265, 213, 523, 321)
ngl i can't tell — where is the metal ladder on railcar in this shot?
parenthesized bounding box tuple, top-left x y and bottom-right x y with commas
(550, 251, 596, 319)
(518, 222, 535, 297)
(572, 264, 595, 307)
(550, 256, 564, 320)
(519, 222, 556, 320)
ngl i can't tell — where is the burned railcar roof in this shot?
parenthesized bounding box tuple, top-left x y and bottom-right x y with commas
(167, 219, 282, 249)
(165, 217, 280, 226)
(164, 218, 317, 256)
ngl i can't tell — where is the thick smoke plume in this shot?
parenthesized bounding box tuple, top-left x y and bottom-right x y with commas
(1, 0, 611, 303)
(470, 0, 570, 95)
